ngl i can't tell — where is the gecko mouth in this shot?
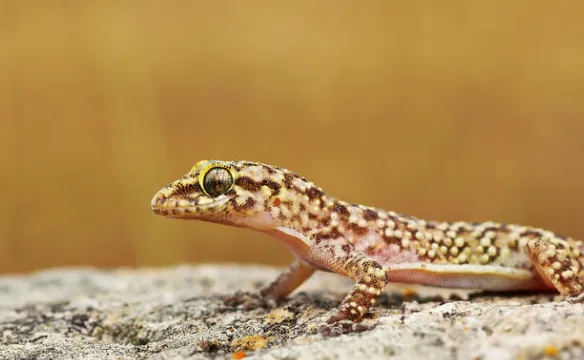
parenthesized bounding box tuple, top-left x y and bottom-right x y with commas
(150, 191, 230, 218)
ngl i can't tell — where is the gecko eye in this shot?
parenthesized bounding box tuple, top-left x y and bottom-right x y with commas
(202, 167, 233, 197)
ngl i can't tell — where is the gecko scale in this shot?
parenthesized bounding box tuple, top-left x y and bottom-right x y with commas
(151, 160, 584, 330)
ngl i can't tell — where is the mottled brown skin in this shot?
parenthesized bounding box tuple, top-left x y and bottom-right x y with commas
(151, 160, 584, 334)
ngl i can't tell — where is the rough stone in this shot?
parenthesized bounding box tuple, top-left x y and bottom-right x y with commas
(0, 265, 583, 359)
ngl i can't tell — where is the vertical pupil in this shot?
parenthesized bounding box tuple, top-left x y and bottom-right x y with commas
(204, 168, 232, 196)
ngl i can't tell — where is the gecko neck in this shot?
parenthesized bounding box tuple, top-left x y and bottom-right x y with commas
(265, 193, 428, 269)
(272, 191, 424, 245)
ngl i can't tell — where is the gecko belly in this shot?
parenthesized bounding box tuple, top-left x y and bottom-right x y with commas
(385, 263, 553, 291)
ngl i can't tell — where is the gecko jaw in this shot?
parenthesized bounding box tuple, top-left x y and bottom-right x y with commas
(151, 191, 231, 219)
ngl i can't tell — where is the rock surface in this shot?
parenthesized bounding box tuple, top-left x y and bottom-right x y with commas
(0, 265, 583, 360)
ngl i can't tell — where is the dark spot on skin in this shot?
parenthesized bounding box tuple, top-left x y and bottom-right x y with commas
(282, 200, 293, 209)
(262, 164, 276, 174)
(332, 203, 350, 217)
(235, 176, 262, 192)
(330, 227, 342, 238)
(363, 209, 379, 221)
(172, 182, 202, 198)
(305, 187, 324, 200)
(283, 173, 294, 189)
(382, 232, 400, 244)
(261, 179, 281, 195)
(234, 177, 281, 196)
(341, 243, 352, 253)
(327, 228, 342, 239)
(313, 227, 343, 244)
(356, 227, 368, 236)
(348, 223, 368, 236)
(245, 197, 256, 208)
(233, 197, 257, 211)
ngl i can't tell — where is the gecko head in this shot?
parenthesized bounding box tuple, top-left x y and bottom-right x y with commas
(151, 160, 288, 230)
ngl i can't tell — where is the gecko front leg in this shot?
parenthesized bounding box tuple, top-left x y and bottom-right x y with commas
(260, 257, 316, 299)
(307, 240, 388, 336)
(224, 257, 315, 309)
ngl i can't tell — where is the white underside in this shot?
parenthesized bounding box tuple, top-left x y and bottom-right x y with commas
(386, 263, 550, 291)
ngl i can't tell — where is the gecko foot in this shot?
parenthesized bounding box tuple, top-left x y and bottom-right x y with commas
(223, 291, 278, 311)
(318, 320, 374, 337)
(567, 293, 584, 304)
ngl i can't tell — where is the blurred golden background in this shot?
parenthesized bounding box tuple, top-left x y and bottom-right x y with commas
(1, 2, 583, 274)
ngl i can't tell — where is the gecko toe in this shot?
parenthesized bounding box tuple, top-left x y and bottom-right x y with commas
(326, 310, 350, 324)
(318, 319, 374, 337)
(567, 292, 584, 304)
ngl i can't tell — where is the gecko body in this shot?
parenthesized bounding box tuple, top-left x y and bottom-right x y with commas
(151, 160, 584, 327)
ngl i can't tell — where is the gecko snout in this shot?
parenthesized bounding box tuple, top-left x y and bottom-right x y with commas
(150, 183, 231, 219)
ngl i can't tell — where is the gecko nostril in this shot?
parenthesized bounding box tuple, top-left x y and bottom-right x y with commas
(151, 191, 169, 208)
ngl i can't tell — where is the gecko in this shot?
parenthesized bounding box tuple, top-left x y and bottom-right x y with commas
(151, 160, 584, 334)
